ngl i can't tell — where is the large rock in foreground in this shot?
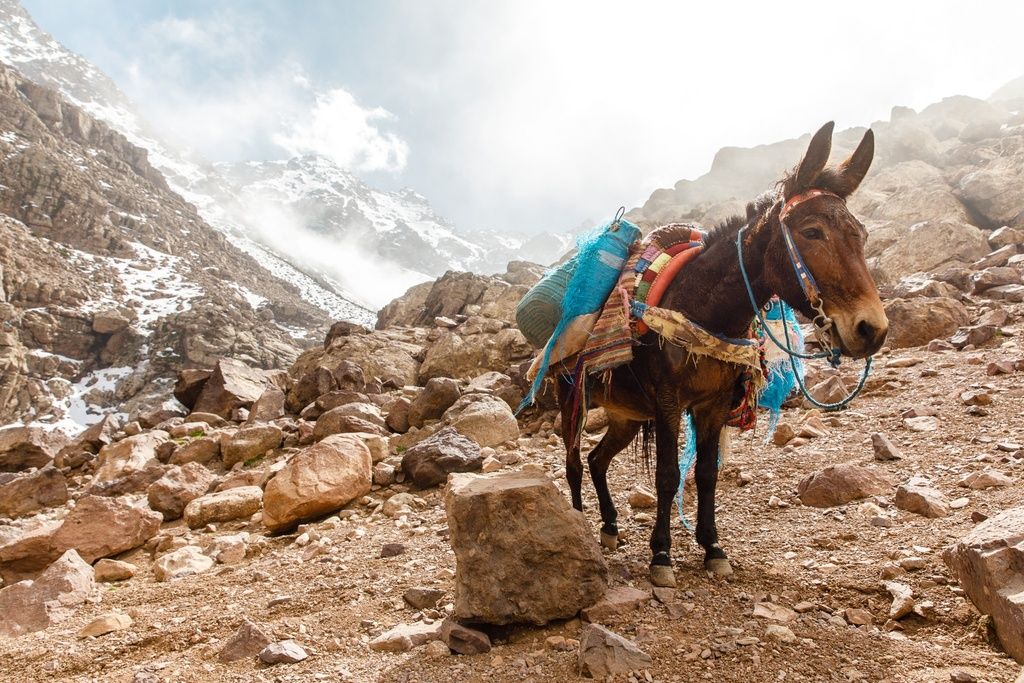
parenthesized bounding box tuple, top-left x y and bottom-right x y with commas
(0, 549, 95, 637)
(0, 495, 161, 584)
(262, 435, 372, 532)
(442, 394, 520, 448)
(943, 506, 1024, 663)
(444, 471, 607, 625)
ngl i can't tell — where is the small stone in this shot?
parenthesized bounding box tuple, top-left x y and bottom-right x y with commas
(903, 416, 939, 432)
(772, 423, 795, 446)
(93, 559, 137, 583)
(153, 545, 214, 582)
(764, 624, 797, 643)
(440, 618, 492, 655)
(219, 620, 273, 662)
(960, 390, 992, 406)
(423, 640, 451, 657)
(950, 672, 978, 683)
(884, 581, 915, 619)
(546, 635, 572, 651)
(844, 608, 873, 626)
(793, 601, 816, 613)
(958, 470, 1013, 490)
(871, 433, 902, 461)
(404, 587, 445, 610)
(259, 640, 309, 665)
(578, 623, 652, 679)
(895, 484, 950, 518)
(652, 587, 675, 604)
(949, 497, 970, 510)
(627, 487, 656, 509)
(582, 586, 650, 622)
(480, 456, 503, 473)
(752, 602, 797, 623)
(77, 612, 132, 638)
(379, 543, 406, 558)
(368, 621, 443, 652)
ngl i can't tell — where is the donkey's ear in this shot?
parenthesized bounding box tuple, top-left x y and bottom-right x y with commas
(831, 128, 874, 197)
(792, 121, 834, 194)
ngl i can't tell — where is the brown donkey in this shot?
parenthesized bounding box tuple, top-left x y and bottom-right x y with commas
(556, 122, 888, 587)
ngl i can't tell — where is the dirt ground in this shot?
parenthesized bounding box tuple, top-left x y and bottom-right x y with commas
(1, 341, 1022, 683)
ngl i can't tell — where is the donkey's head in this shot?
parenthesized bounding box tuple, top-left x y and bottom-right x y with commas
(762, 121, 887, 358)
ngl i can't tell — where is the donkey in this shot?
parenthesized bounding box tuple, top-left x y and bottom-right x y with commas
(557, 122, 888, 587)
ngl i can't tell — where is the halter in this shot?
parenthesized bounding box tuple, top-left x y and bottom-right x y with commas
(736, 188, 873, 410)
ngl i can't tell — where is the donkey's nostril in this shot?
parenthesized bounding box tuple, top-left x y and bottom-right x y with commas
(856, 320, 876, 343)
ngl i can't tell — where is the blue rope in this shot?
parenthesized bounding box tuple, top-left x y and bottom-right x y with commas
(735, 224, 873, 411)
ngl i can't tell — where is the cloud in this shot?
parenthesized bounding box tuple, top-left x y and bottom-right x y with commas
(273, 89, 409, 172)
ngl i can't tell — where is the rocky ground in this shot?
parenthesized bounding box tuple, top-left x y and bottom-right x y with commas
(0, 269, 1022, 682)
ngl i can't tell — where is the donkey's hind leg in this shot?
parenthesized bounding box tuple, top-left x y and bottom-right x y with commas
(692, 404, 733, 577)
(587, 417, 642, 551)
(556, 376, 584, 511)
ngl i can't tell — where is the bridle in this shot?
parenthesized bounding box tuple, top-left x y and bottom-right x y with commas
(735, 188, 874, 410)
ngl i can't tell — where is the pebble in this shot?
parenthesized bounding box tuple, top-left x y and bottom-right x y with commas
(627, 487, 657, 509)
(379, 543, 406, 558)
(871, 432, 902, 461)
(259, 640, 309, 665)
(764, 624, 797, 643)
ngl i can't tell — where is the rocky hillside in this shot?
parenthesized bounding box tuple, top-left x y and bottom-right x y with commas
(0, 232, 1021, 680)
(0, 61, 343, 430)
(630, 96, 1024, 288)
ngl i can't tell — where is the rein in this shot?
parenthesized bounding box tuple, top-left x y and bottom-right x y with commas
(736, 189, 873, 411)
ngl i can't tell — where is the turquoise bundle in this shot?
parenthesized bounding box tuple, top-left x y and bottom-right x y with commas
(757, 298, 805, 438)
(516, 215, 641, 413)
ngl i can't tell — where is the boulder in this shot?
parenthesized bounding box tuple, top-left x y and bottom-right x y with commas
(883, 297, 971, 349)
(466, 371, 523, 409)
(870, 220, 990, 282)
(0, 549, 95, 637)
(957, 159, 1024, 228)
(90, 430, 168, 493)
(288, 365, 337, 413)
(385, 396, 412, 434)
(290, 333, 421, 390)
(221, 425, 283, 467)
(247, 387, 286, 423)
(91, 309, 132, 334)
(943, 506, 1024, 663)
(0, 426, 68, 472)
(147, 462, 216, 520)
(173, 369, 212, 411)
(578, 624, 652, 679)
(442, 394, 520, 447)
(0, 495, 161, 584)
(796, 464, 891, 507)
(972, 266, 1021, 293)
(192, 359, 269, 418)
(894, 483, 950, 518)
(168, 435, 220, 466)
(262, 435, 372, 532)
(444, 471, 607, 625)
(183, 486, 264, 529)
(153, 545, 214, 582)
(0, 465, 68, 518)
(408, 377, 461, 429)
(313, 406, 389, 440)
(401, 427, 483, 488)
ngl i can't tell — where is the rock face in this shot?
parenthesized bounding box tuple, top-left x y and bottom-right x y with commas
(578, 624, 653, 679)
(0, 465, 68, 517)
(192, 359, 270, 418)
(262, 435, 372, 532)
(401, 427, 484, 489)
(0, 549, 95, 637)
(796, 464, 892, 507)
(183, 486, 264, 529)
(0, 495, 161, 584)
(444, 471, 608, 625)
(943, 506, 1024, 663)
(442, 394, 520, 448)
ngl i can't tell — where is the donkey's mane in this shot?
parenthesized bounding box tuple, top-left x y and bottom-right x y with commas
(701, 190, 776, 250)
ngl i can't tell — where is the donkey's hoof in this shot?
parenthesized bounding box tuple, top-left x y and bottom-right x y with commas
(650, 564, 677, 588)
(599, 531, 619, 552)
(705, 557, 734, 578)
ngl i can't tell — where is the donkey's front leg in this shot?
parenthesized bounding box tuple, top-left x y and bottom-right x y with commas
(692, 407, 732, 577)
(649, 402, 682, 588)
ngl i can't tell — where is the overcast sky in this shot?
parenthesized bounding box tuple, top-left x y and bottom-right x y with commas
(23, 0, 1024, 235)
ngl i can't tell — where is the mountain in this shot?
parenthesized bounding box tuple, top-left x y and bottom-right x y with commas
(627, 92, 1024, 285)
(0, 0, 577, 313)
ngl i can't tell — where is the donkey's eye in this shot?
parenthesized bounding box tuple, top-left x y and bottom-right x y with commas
(800, 227, 825, 240)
